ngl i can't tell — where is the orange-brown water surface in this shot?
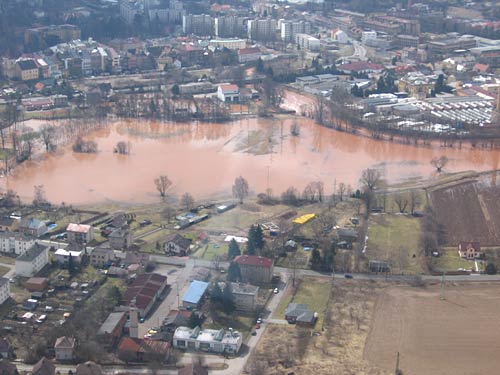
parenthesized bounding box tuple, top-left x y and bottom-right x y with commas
(5, 117, 500, 205)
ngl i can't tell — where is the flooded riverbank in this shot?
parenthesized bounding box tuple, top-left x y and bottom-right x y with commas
(5, 116, 500, 205)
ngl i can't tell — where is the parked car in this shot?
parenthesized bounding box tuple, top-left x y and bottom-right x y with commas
(251, 330, 257, 336)
(256, 318, 263, 324)
(273, 288, 279, 294)
(344, 274, 353, 279)
(255, 323, 261, 329)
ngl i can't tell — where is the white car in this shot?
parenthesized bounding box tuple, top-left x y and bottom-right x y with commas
(273, 288, 279, 294)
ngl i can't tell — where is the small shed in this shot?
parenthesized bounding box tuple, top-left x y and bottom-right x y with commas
(182, 280, 209, 309)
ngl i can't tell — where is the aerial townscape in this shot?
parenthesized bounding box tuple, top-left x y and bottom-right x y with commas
(1, 0, 500, 374)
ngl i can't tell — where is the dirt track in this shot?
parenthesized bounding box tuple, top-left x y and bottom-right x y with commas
(364, 283, 500, 375)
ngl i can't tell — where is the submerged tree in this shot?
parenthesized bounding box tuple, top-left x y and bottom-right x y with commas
(154, 175, 172, 198)
(232, 176, 249, 204)
(430, 156, 449, 173)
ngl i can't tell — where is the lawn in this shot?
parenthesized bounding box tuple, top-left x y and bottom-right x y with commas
(191, 242, 229, 261)
(206, 312, 255, 338)
(273, 277, 331, 328)
(0, 265, 9, 277)
(275, 246, 311, 269)
(430, 248, 477, 273)
(0, 255, 15, 265)
(367, 214, 423, 274)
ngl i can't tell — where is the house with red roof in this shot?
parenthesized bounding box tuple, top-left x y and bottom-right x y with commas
(237, 47, 261, 63)
(338, 61, 384, 74)
(234, 255, 274, 285)
(217, 84, 239, 102)
(66, 223, 94, 244)
(122, 273, 168, 317)
(117, 337, 170, 363)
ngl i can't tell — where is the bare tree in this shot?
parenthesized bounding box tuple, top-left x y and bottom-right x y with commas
(313, 95, 327, 125)
(430, 156, 449, 172)
(409, 190, 421, 215)
(281, 186, 300, 206)
(360, 168, 382, 192)
(73, 137, 98, 153)
(290, 119, 300, 136)
(154, 175, 172, 198)
(33, 185, 47, 207)
(338, 182, 346, 202)
(161, 205, 176, 223)
(180, 192, 195, 211)
(40, 124, 56, 152)
(114, 141, 130, 155)
(232, 176, 249, 204)
(394, 192, 408, 213)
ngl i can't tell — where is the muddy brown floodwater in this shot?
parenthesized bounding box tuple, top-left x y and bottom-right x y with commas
(5, 117, 500, 205)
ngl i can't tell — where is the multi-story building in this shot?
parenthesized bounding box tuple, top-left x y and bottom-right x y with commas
(247, 19, 277, 42)
(394, 34, 419, 49)
(90, 245, 116, 267)
(16, 60, 39, 81)
(109, 228, 133, 250)
(296, 33, 320, 52)
(24, 24, 81, 47)
(209, 38, 246, 50)
(173, 326, 242, 354)
(280, 20, 311, 43)
(214, 16, 247, 38)
(120, 0, 143, 25)
(182, 14, 215, 36)
(15, 244, 49, 277)
(398, 72, 437, 99)
(0, 232, 35, 255)
(66, 223, 94, 244)
(0, 278, 10, 305)
(230, 283, 259, 311)
(428, 34, 477, 58)
(233, 255, 274, 285)
(237, 47, 262, 63)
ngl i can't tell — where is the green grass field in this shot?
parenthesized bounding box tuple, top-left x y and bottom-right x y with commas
(0, 255, 15, 265)
(430, 248, 477, 272)
(367, 214, 423, 274)
(0, 265, 9, 277)
(274, 277, 330, 327)
(191, 242, 229, 261)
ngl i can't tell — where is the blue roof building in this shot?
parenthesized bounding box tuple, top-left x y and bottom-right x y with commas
(182, 280, 209, 308)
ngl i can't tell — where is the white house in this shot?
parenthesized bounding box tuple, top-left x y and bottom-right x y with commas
(54, 336, 76, 361)
(15, 244, 49, 277)
(237, 47, 262, 63)
(66, 223, 94, 244)
(331, 28, 349, 44)
(0, 278, 10, 305)
(217, 84, 239, 102)
(173, 326, 242, 354)
(0, 231, 35, 255)
(54, 249, 83, 265)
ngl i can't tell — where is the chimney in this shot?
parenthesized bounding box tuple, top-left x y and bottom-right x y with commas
(129, 306, 139, 339)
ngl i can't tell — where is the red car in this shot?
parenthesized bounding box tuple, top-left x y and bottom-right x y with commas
(255, 323, 261, 329)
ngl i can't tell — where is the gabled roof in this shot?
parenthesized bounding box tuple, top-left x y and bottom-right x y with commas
(238, 47, 261, 55)
(234, 255, 273, 268)
(16, 244, 47, 262)
(55, 336, 76, 349)
(75, 361, 103, 375)
(21, 218, 45, 230)
(167, 234, 191, 250)
(219, 84, 239, 94)
(66, 223, 92, 233)
(118, 337, 170, 354)
(32, 357, 55, 375)
(164, 309, 191, 327)
(285, 303, 316, 322)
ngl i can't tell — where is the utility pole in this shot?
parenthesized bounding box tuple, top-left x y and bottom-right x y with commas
(395, 351, 400, 375)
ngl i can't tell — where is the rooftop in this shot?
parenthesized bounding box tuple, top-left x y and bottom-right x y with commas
(54, 336, 75, 349)
(97, 311, 126, 335)
(234, 255, 273, 268)
(182, 280, 209, 304)
(230, 282, 259, 295)
(66, 223, 92, 233)
(16, 244, 47, 262)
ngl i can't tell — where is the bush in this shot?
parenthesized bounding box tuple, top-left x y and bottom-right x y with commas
(485, 263, 497, 275)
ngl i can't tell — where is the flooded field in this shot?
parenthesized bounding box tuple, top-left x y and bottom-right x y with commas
(5, 117, 500, 205)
